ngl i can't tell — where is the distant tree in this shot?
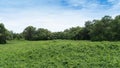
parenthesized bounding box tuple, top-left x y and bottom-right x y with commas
(89, 16, 113, 41)
(13, 33, 23, 40)
(111, 15, 120, 40)
(100, 15, 113, 40)
(35, 28, 52, 40)
(23, 26, 36, 40)
(0, 23, 7, 44)
(52, 32, 65, 39)
(74, 28, 90, 40)
(74, 21, 92, 40)
(6, 30, 14, 40)
(64, 26, 81, 39)
(17, 15, 120, 41)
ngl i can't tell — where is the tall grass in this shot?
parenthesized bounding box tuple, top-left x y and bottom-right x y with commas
(0, 40, 120, 68)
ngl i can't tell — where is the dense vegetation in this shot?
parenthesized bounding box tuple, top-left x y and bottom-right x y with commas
(1, 15, 120, 43)
(21, 15, 120, 41)
(0, 23, 7, 44)
(0, 40, 120, 67)
(0, 15, 120, 67)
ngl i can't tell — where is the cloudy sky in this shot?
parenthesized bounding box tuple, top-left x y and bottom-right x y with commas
(0, 0, 120, 33)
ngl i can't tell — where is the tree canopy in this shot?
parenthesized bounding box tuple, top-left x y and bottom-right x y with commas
(2, 15, 120, 42)
(0, 23, 7, 44)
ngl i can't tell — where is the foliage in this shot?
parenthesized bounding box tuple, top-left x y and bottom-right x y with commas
(21, 15, 120, 41)
(0, 40, 120, 67)
(35, 28, 52, 40)
(23, 26, 36, 40)
(52, 32, 65, 39)
(90, 16, 113, 41)
(0, 23, 7, 44)
(2, 15, 120, 41)
(74, 15, 120, 41)
(64, 26, 81, 39)
(22, 26, 52, 40)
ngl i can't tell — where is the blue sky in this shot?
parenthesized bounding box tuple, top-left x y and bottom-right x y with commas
(0, 0, 120, 33)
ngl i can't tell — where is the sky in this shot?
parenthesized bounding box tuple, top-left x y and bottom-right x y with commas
(0, 0, 120, 33)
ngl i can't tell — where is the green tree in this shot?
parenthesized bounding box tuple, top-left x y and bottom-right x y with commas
(35, 28, 52, 40)
(13, 33, 23, 40)
(90, 16, 113, 41)
(23, 26, 36, 40)
(52, 32, 65, 39)
(74, 21, 92, 40)
(111, 15, 120, 40)
(0, 23, 7, 44)
(64, 26, 81, 39)
(6, 30, 14, 40)
(89, 20, 104, 41)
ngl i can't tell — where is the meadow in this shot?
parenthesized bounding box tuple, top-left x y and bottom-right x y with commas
(0, 40, 120, 68)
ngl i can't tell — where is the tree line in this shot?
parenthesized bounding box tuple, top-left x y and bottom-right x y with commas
(1, 15, 120, 44)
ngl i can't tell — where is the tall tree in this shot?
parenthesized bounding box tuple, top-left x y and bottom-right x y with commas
(89, 16, 113, 41)
(0, 23, 7, 44)
(35, 28, 52, 40)
(111, 15, 120, 40)
(23, 26, 36, 40)
(64, 26, 81, 39)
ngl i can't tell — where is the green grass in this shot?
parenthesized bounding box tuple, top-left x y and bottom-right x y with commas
(0, 40, 120, 68)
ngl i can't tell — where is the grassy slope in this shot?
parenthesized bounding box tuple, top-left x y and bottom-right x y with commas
(0, 40, 120, 68)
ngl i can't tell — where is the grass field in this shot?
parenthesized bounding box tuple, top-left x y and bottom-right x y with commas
(0, 40, 120, 68)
